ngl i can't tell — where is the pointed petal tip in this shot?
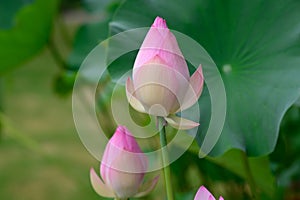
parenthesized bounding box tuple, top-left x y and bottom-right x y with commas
(126, 76, 132, 86)
(200, 185, 211, 191)
(90, 167, 100, 185)
(195, 186, 220, 200)
(90, 167, 97, 177)
(191, 64, 204, 93)
(199, 185, 205, 189)
(152, 16, 167, 28)
(165, 115, 199, 130)
(179, 64, 204, 112)
(199, 185, 210, 193)
(90, 167, 114, 198)
(193, 64, 203, 79)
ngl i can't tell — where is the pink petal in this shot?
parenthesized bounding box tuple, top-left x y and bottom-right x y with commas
(101, 126, 148, 175)
(101, 149, 147, 198)
(109, 126, 144, 153)
(100, 126, 148, 199)
(103, 165, 145, 198)
(133, 56, 190, 115)
(219, 197, 224, 200)
(152, 16, 167, 28)
(180, 65, 204, 111)
(190, 65, 204, 98)
(100, 126, 148, 198)
(90, 168, 114, 198)
(194, 186, 215, 200)
(133, 17, 189, 80)
(164, 115, 199, 130)
(126, 77, 147, 113)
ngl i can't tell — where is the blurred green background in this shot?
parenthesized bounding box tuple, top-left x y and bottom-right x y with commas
(0, 0, 300, 199)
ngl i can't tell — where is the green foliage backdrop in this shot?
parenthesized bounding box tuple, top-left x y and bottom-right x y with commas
(0, 0, 300, 199)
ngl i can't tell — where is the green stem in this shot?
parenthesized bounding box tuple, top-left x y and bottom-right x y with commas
(241, 152, 256, 199)
(158, 117, 174, 200)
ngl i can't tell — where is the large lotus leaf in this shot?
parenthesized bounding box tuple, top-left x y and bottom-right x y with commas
(294, 96, 300, 107)
(107, 0, 300, 156)
(0, 0, 58, 73)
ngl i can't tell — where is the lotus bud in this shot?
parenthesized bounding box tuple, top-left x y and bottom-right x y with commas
(90, 126, 159, 199)
(126, 16, 204, 130)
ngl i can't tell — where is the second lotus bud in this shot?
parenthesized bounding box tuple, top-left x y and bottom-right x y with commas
(90, 126, 159, 199)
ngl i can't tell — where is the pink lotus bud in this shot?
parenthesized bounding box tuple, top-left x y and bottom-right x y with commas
(194, 186, 224, 200)
(126, 16, 204, 130)
(90, 126, 159, 199)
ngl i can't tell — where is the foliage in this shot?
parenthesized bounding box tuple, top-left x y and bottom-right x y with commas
(0, 0, 300, 199)
(107, 0, 300, 157)
(0, 0, 59, 73)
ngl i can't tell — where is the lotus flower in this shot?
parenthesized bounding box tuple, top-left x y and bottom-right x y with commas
(194, 186, 224, 200)
(90, 126, 159, 199)
(126, 16, 204, 130)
